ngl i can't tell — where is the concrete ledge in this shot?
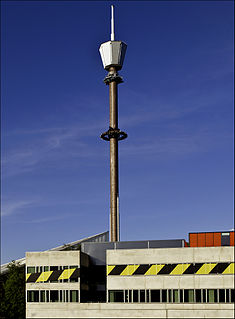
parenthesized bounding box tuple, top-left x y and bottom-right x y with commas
(26, 302, 235, 318)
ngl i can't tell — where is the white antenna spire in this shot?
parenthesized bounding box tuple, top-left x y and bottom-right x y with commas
(111, 5, 115, 41)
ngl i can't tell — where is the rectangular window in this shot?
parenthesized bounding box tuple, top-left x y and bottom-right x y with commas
(179, 289, 183, 303)
(226, 289, 230, 303)
(173, 290, 179, 303)
(40, 290, 45, 302)
(27, 290, 39, 302)
(146, 290, 150, 303)
(219, 289, 225, 303)
(202, 289, 207, 303)
(108, 290, 124, 302)
(65, 290, 69, 302)
(151, 290, 160, 302)
(207, 289, 217, 303)
(46, 290, 49, 302)
(195, 289, 201, 303)
(231, 289, 234, 303)
(70, 290, 78, 302)
(27, 267, 35, 274)
(132, 290, 138, 302)
(140, 290, 145, 302)
(168, 290, 172, 303)
(184, 289, 194, 302)
(50, 290, 59, 302)
(44, 266, 49, 272)
(162, 290, 167, 302)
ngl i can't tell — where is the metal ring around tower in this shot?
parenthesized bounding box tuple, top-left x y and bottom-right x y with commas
(100, 128, 127, 141)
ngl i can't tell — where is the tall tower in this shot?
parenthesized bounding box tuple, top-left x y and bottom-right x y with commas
(99, 5, 127, 242)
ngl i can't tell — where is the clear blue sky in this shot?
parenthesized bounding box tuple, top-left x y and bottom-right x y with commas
(1, 1, 234, 264)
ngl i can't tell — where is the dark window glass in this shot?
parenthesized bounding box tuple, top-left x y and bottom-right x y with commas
(50, 290, 59, 302)
(207, 289, 217, 303)
(151, 290, 160, 302)
(195, 289, 201, 303)
(40, 290, 45, 302)
(184, 289, 194, 303)
(60, 290, 63, 302)
(109, 290, 124, 302)
(219, 289, 225, 303)
(133, 290, 138, 302)
(162, 290, 167, 302)
(129, 290, 132, 303)
(202, 289, 207, 303)
(27, 290, 39, 302)
(46, 290, 49, 302)
(179, 290, 183, 303)
(168, 290, 172, 303)
(173, 290, 179, 303)
(39, 266, 43, 272)
(66, 290, 68, 302)
(70, 290, 78, 302)
(146, 290, 150, 303)
(44, 266, 49, 272)
(231, 289, 234, 303)
(140, 290, 145, 302)
(226, 289, 230, 303)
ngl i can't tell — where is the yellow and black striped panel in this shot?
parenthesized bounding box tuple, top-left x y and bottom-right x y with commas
(26, 268, 80, 283)
(107, 262, 234, 276)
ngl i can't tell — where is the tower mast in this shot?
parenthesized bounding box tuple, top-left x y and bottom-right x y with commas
(99, 5, 127, 242)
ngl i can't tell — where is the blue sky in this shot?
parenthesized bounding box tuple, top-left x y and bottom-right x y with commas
(1, 1, 234, 264)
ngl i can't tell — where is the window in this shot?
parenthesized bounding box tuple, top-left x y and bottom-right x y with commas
(133, 290, 138, 302)
(40, 291, 45, 302)
(231, 289, 234, 303)
(202, 289, 207, 303)
(195, 289, 201, 303)
(219, 289, 225, 303)
(179, 289, 183, 303)
(168, 290, 172, 302)
(124, 290, 132, 303)
(173, 290, 179, 303)
(146, 290, 150, 303)
(207, 289, 217, 303)
(226, 289, 230, 303)
(70, 290, 79, 302)
(184, 289, 194, 302)
(140, 290, 145, 302)
(27, 291, 39, 302)
(50, 290, 59, 302)
(162, 290, 167, 302)
(151, 290, 160, 302)
(108, 290, 124, 302)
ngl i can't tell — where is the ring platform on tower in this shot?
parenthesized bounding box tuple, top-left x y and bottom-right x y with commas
(100, 127, 128, 141)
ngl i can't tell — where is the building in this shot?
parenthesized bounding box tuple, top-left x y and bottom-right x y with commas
(25, 230, 234, 318)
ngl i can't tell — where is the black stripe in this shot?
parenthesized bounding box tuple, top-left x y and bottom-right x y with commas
(133, 264, 151, 275)
(157, 264, 177, 275)
(109, 265, 127, 275)
(47, 269, 63, 282)
(26, 273, 41, 283)
(209, 263, 230, 274)
(70, 268, 80, 279)
(183, 263, 204, 274)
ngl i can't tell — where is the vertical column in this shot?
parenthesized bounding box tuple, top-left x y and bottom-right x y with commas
(109, 67, 119, 242)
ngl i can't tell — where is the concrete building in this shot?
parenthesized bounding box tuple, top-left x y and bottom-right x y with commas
(25, 231, 234, 318)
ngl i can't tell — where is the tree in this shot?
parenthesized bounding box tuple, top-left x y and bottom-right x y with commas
(0, 261, 25, 319)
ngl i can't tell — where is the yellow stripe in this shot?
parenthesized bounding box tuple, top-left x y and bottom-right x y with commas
(58, 268, 76, 280)
(223, 263, 234, 274)
(170, 263, 191, 275)
(196, 263, 217, 275)
(26, 273, 31, 281)
(36, 270, 53, 282)
(107, 265, 115, 275)
(120, 265, 139, 276)
(145, 264, 157, 275)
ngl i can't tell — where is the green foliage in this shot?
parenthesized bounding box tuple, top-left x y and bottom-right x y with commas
(0, 261, 25, 319)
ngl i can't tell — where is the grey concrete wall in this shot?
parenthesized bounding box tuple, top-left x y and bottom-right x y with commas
(107, 246, 234, 264)
(107, 247, 234, 290)
(26, 251, 80, 266)
(26, 303, 234, 318)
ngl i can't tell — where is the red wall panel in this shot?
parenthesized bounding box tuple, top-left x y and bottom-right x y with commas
(197, 233, 206, 247)
(205, 232, 214, 246)
(213, 232, 221, 246)
(230, 231, 234, 246)
(189, 233, 197, 247)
